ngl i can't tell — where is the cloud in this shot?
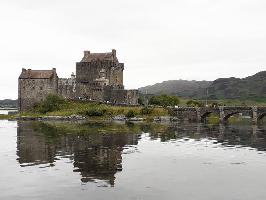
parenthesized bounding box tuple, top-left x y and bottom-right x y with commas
(0, 0, 265, 99)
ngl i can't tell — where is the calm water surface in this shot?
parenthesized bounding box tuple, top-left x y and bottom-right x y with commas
(1, 120, 266, 200)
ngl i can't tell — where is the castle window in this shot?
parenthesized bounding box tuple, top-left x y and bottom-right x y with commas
(40, 86, 43, 90)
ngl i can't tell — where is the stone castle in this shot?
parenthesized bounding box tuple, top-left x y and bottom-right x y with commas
(18, 49, 139, 111)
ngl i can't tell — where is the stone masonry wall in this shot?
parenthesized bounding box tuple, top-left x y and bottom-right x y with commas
(58, 78, 76, 99)
(18, 77, 58, 111)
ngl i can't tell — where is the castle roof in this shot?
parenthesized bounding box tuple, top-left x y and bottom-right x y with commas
(19, 69, 56, 79)
(81, 49, 118, 62)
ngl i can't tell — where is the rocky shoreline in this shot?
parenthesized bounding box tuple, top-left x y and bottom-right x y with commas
(9, 115, 178, 123)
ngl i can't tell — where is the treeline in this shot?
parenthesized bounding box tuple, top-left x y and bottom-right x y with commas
(0, 99, 17, 108)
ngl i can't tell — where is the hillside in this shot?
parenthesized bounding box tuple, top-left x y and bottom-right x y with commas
(0, 99, 17, 108)
(139, 71, 266, 100)
(138, 80, 212, 98)
(206, 71, 266, 100)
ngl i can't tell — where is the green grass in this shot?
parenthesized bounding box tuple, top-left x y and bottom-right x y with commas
(0, 114, 14, 120)
(22, 99, 169, 120)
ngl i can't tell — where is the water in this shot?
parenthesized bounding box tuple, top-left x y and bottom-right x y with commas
(1, 120, 266, 200)
(0, 110, 15, 115)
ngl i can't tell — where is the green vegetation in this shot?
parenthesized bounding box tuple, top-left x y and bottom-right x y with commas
(186, 100, 204, 107)
(35, 94, 67, 114)
(140, 107, 153, 115)
(149, 94, 180, 107)
(0, 114, 15, 120)
(83, 107, 107, 117)
(125, 110, 135, 118)
(17, 94, 169, 120)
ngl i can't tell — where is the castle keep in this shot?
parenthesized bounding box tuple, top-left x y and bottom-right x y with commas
(18, 50, 139, 111)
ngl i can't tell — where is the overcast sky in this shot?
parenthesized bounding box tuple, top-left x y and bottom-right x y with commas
(0, 0, 265, 99)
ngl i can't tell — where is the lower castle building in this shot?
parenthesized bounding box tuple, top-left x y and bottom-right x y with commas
(18, 49, 139, 111)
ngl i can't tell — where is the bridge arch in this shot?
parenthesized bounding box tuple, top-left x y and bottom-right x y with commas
(201, 112, 212, 122)
(223, 112, 241, 122)
(200, 111, 220, 123)
(257, 113, 266, 121)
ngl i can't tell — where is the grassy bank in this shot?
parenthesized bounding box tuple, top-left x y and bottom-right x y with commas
(19, 96, 170, 121)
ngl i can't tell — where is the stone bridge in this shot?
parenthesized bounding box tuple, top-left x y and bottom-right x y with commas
(175, 106, 266, 124)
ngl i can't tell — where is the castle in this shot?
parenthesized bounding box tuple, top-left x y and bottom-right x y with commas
(18, 49, 139, 111)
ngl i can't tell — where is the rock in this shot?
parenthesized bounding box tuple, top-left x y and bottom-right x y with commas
(112, 115, 126, 121)
(127, 117, 144, 121)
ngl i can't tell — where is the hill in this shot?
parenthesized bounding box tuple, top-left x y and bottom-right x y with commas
(0, 99, 17, 108)
(139, 71, 266, 100)
(206, 71, 266, 100)
(138, 80, 212, 98)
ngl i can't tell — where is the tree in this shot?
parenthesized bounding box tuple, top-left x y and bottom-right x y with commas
(36, 94, 66, 114)
(149, 95, 180, 107)
(186, 100, 203, 107)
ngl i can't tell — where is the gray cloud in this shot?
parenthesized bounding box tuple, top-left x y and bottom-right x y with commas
(0, 0, 265, 99)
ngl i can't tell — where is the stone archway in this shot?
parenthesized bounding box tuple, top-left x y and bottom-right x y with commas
(223, 112, 241, 123)
(257, 113, 266, 122)
(201, 112, 213, 123)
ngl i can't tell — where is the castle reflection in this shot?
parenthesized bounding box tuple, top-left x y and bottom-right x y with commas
(17, 121, 139, 186)
(16, 121, 266, 186)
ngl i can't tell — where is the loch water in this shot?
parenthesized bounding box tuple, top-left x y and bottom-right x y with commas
(1, 119, 266, 200)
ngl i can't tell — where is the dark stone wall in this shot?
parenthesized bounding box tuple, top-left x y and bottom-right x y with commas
(103, 87, 139, 105)
(18, 75, 58, 112)
(58, 78, 76, 99)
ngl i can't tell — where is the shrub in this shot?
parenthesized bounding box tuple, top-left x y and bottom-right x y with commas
(140, 107, 153, 115)
(85, 108, 106, 117)
(125, 110, 135, 118)
(186, 100, 203, 107)
(149, 95, 180, 107)
(138, 96, 145, 105)
(36, 94, 66, 114)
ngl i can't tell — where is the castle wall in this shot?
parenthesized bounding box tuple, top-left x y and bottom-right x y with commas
(103, 87, 139, 105)
(110, 64, 124, 89)
(76, 83, 93, 100)
(126, 90, 139, 105)
(18, 76, 58, 112)
(58, 78, 76, 99)
(76, 61, 113, 84)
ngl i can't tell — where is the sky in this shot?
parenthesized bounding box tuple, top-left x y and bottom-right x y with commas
(0, 0, 266, 99)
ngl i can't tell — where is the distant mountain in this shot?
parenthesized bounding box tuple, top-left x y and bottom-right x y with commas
(206, 71, 266, 100)
(0, 99, 17, 108)
(139, 71, 266, 100)
(138, 80, 212, 98)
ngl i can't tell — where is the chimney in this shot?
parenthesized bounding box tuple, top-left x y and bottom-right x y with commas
(22, 68, 26, 73)
(52, 68, 56, 73)
(84, 51, 90, 57)
(71, 72, 75, 79)
(112, 49, 116, 57)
